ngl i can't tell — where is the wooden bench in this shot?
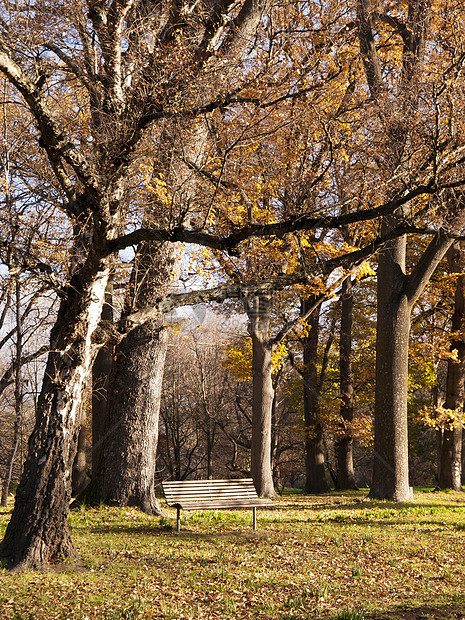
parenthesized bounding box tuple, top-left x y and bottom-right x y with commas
(162, 478, 273, 532)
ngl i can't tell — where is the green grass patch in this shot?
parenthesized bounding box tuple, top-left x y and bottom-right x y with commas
(1, 490, 465, 618)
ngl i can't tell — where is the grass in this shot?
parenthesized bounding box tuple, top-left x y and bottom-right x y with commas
(0, 489, 465, 619)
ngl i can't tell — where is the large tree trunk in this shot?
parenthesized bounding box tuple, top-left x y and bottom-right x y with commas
(90, 322, 168, 513)
(0, 255, 112, 569)
(84, 242, 181, 514)
(249, 294, 276, 498)
(370, 235, 411, 501)
(438, 243, 464, 491)
(84, 120, 207, 507)
(302, 297, 329, 494)
(370, 222, 461, 500)
(336, 276, 358, 490)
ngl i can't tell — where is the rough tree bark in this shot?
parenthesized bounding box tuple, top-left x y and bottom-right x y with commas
(370, 221, 465, 500)
(72, 417, 88, 497)
(0, 243, 114, 568)
(336, 276, 358, 490)
(371, 230, 411, 500)
(438, 242, 464, 491)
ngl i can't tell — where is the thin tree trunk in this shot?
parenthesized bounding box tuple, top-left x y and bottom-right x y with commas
(206, 427, 214, 480)
(303, 297, 329, 494)
(439, 424, 463, 491)
(271, 388, 279, 486)
(336, 277, 358, 490)
(1, 278, 23, 507)
(249, 294, 276, 498)
(438, 243, 464, 491)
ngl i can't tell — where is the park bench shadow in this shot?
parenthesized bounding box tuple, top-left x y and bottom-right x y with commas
(88, 522, 274, 541)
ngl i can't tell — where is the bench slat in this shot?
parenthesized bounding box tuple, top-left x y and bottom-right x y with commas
(163, 479, 255, 484)
(164, 491, 259, 499)
(172, 500, 273, 510)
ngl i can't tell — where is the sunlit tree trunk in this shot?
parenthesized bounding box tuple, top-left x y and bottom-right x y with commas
(370, 224, 461, 500)
(249, 293, 276, 498)
(84, 242, 181, 514)
(370, 233, 411, 501)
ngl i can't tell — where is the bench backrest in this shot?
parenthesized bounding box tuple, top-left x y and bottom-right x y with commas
(162, 478, 259, 506)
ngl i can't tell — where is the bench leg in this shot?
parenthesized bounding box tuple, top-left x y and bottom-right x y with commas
(253, 507, 257, 530)
(176, 507, 181, 533)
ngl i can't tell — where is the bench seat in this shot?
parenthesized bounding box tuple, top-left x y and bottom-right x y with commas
(162, 479, 272, 531)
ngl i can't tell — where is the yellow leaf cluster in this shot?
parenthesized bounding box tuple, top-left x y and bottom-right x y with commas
(355, 261, 376, 280)
(224, 340, 252, 381)
(225, 338, 288, 381)
(271, 341, 287, 371)
(416, 405, 463, 431)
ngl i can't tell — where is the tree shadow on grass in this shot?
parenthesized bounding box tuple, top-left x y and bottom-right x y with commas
(367, 600, 465, 619)
(80, 503, 465, 534)
(270, 500, 465, 516)
(278, 497, 465, 509)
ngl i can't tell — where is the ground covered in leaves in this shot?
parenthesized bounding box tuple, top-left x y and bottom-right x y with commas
(1, 489, 465, 619)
